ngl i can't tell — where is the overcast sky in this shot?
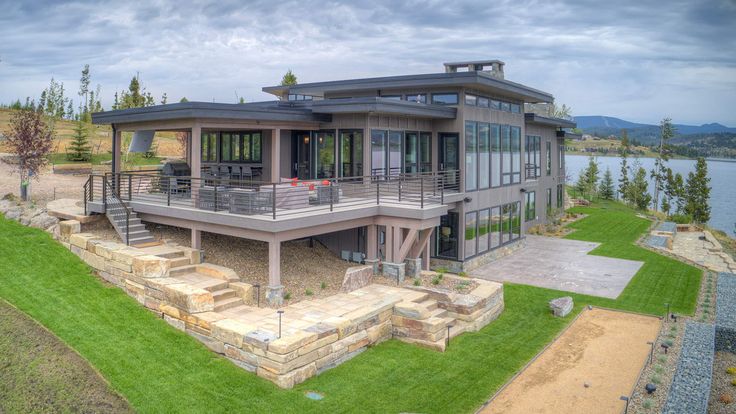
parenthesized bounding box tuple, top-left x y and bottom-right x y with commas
(1, 0, 734, 125)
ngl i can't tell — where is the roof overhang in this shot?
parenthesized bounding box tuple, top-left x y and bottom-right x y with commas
(310, 97, 457, 119)
(524, 113, 577, 128)
(91, 101, 329, 125)
(263, 71, 553, 103)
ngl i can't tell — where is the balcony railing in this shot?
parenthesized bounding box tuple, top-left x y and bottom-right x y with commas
(89, 170, 460, 220)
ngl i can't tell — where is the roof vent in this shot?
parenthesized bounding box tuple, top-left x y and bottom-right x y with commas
(443, 60, 505, 79)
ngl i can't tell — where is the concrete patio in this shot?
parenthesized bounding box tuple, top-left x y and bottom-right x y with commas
(470, 235, 644, 299)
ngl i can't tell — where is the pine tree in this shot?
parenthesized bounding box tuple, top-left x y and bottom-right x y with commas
(79, 64, 90, 119)
(627, 167, 652, 210)
(575, 168, 589, 198)
(584, 155, 600, 193)
(684, 157, 711, 223)
(180, 97, 188, 103)
(161, 93, 167, 104)
(280, 69, 298, 86)
(67, 120, 91, 161)
(599, 168, 614, 200)
(619, 129, 630, 203)
(650, 118, 675, 211)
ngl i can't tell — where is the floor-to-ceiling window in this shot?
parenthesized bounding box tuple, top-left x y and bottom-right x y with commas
(419, 132, 432, 172)
(465, 121, 477, 191)
(478, 124, 490, 189)
(511, 126, 521, 183)
(525, 191, 536, 222)
(491, 124, 501, 187)
(314, 130, 335, 178)
(478, 209, 490, 252)
(525, 135, 541, 180)
(201, 132, 217, 162)
(371, 130, 386, 176)
(546, 188, 552, 214)
(546, 141, 552, 176)
(435, 212, 459, 259)
(404, 132, 419, 173)
(388, 131, 403, 176)
(501, 125, 511, 185)
(339, 130, 363, 177)
(464, 211, 477, 258)
(557, 184, 564, 208)
(490, 206, 501, 248)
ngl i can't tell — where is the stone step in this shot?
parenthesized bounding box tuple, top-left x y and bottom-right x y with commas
(169, 272, 230, 292)
(169, 256, 191, 268)
(212, 288, 236, 302)
(214, 296, 244, 312)
(129, 236, 156, 246)
(419, 299, 438, 312)
(448, 320, 466, 339)
(428, 307, 448, 319)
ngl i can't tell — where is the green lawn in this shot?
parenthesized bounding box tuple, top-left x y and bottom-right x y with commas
(0, 200, 701, 413)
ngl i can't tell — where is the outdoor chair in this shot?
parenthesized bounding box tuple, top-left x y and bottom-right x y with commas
(313, 184, 340, 205)
(197, 185, 231, 211)
(229, 189, 272, 215)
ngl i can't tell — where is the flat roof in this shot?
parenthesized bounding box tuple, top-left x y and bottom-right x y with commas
(91, 101, 330, 125)
(263, 71, 553, 103)
(524, 113, 577, 128)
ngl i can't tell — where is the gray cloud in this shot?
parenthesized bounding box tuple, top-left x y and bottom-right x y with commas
(0, 0, 734, 125)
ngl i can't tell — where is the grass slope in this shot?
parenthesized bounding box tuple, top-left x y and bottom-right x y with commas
(0, 201, 701, 413)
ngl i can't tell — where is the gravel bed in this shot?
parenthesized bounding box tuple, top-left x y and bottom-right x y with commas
(716, 272, 736, 352)
(708, 351, 736, 413)
(662, 321, 715, 414)
(83, 221, 353, 306)
(695, 271, 717, 324)
(397, 271, 479, 294)
(628, 318, 684, 414)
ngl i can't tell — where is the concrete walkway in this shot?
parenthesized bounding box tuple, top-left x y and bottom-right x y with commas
(470, 236, 643, 299)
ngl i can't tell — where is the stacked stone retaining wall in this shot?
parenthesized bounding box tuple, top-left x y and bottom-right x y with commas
(716, 272, 736, 353)
(662, 321, 715, 414)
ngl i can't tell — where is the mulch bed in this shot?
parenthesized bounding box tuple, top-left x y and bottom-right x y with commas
(709, 351, 736, 413)
(0, 300, 133, 414)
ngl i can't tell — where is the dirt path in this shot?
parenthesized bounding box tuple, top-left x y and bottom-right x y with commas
(0, 300, 133, 414)
(0, 155, 87, 205)
(481, 308, 661, 414)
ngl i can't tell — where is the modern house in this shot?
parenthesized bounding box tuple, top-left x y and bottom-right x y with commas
(89, 59, 575, 304)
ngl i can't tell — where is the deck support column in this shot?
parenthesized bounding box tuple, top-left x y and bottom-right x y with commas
(422, 238, 431, 271)
(191, 228, 201, 250)
(364, 225, 380, 274)
(270, 128, 281, 182)
(267, 239, 284, 306)
(112, 127, 122, 174)
(191, 124, 201, 179)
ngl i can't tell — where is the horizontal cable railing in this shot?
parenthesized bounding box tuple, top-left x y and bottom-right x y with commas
(109, 169, 459, 220)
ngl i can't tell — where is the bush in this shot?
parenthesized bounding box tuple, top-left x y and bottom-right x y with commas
(657, 355, 667, 364)
(458, 271, 467, 277)
(413, 278, 421, 286)
(436, 267, 448, 275)
(719, 393, 733, 404)
(650, 374, 662, 384)
(320, 281, 327, 290)
(727, 367, 736, 375)
(732, 378, 736, 387)
(431, 276, 441, 285)
(663, 339, 674, 347)
(283, 292, 292, 300)
(669, 213, 692, 224)
(305, 289, 313, 296)
(642, 398, 653, 409)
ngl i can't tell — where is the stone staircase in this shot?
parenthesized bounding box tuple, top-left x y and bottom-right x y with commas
(167, 263, 248, 312)
(392, 295, 457, 351)
(105, 203, 155, 246)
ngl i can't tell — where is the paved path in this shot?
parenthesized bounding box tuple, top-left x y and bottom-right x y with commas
(470, 235, 643, 298)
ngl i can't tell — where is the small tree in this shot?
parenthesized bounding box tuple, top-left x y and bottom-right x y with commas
(4, 109, 55, 200)
(684, 157, 711, 223)
(627, 167, 652, 210)
(584, 155, 600, 193)
(650, 118, 675, 211)
(599, 168, 615, 200)
(618, 129, 630, 202)
(67, 120, 91, 161)
(280, 69, 298, 86)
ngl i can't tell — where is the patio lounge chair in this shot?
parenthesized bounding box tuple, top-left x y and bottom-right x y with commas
(197, 185, 231, 211)
(229, 188, 273, 215)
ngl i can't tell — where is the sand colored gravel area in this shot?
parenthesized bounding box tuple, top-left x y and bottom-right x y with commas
(481, 308, 661, 414)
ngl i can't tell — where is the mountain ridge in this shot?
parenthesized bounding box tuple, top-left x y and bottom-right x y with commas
(574, 115, 736, 135)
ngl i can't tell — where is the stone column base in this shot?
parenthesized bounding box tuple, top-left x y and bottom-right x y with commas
(382, 262, 406, 283)
(364, 258, 380, 275)
(266, 285, 284, 306)
(404, 258, 422, 278)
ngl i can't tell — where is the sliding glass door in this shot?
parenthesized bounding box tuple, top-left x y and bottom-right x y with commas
(339, 130, 363, 177)
(314, 131, 335, 179)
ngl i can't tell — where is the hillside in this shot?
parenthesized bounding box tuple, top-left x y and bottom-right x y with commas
(574, 115, 736, 158)
(0, 109, 180, 157)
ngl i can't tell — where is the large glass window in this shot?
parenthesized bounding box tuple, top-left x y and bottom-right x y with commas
(465, 211, 477, 258)
(478, 209, 490, 253)
(491, 124, 501, 187)
(490, 206, 501, 248)
(431, 93, 458, 105)
(478, 123, 490, 189)
(406, 93, 427, 104)
(465, 121, 477, 191)
(314, 130, 335, 178)
(464, 94, 477, 106)
(557, 184, 564, 208)
(525, 135, 541, 180)
(435, 213, 458, 259)
(201, 132, 217, 162)
(547, 188, 552, 213)
(339, 130, 363, 177)
(419, 132, 432, 172)
(370, 130, 386, 176)
(501, 125, 511, 185)
(525, 191, 536, 222)
(511, 202, 521, 239)
(388, 131, 402, 176)
(546, 141, 552, 176)
(404, 132, 418, 173)
(511, 127, 521, 183)
(243, 132, 262, 162)
(559, 143, 565, 172)
(478, 96, 489, 108)
(501, 203, 512, 244)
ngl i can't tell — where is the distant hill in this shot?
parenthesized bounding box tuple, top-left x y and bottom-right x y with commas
(572, 115, 736, 158)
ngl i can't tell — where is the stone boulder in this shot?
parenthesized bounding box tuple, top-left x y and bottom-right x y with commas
(30, 212, 59, 230)
(549, 296, 573, 317)
(340, 265, 373, 293)
(4, 206, 22, 221)
(0, 199, 16, 214)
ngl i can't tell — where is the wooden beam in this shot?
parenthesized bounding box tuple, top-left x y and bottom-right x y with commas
(271, 128, 281, 182)
(268, 239, 281, 287)
(397, 228, 418, 263)
(409, 228, 433, 259)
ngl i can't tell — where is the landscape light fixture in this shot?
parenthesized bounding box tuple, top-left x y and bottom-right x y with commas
(254, 284, 261, 307)
(647, 341, 654, 365)
(665, 302, 670, 319)
(661, 343, 669, 354)
(645, 383, 657, 394)
(620, 396, 630, 414)
(671, 314, 678, 322)
(277, 310, 284, 338)
(446, 324, 454, 349)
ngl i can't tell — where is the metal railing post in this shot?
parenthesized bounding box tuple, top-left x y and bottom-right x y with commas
(103, 175, 107, 211)
(398, 176, 402, 202)
(329, 180, 334, 212)
(89, 175, 94, 202)
(272, 183, 277, 220)
(376, 177, 380, 205)
(126, 208, 130, 246)
(420, 175, 424, 209)
(167, 182, 171, 206)
(213, 184, 218, 212)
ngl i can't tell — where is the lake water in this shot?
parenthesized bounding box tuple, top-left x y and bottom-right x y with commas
(566, 155, 736, 236)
